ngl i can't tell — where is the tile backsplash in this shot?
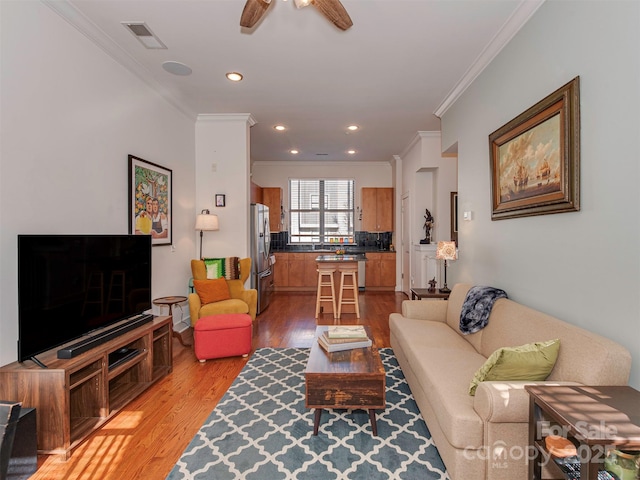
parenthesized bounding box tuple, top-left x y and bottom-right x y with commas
(270, 231, 392, 251)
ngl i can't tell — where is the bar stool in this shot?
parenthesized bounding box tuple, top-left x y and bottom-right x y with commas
(315, 266, 337, 319)
(337, 265, 360, 319)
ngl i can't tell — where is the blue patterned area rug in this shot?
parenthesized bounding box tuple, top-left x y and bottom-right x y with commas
(167, 348, 449, 480)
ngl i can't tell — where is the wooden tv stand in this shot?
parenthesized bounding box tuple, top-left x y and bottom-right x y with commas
(0, 315, 173, 459)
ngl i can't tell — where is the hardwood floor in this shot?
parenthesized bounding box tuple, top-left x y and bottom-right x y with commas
(32, 290, 407, 479)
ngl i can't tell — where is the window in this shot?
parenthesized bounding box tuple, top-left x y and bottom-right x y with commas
(289, 179, 355, 244)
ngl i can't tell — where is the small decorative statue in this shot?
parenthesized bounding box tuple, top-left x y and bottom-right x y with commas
(428, 277, 437, 293)
(420, 209, 434, 244)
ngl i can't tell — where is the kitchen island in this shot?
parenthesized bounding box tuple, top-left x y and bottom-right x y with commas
(315, 255, 365, 317)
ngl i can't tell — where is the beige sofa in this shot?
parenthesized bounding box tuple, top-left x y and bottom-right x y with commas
(389, 283, 631, 480)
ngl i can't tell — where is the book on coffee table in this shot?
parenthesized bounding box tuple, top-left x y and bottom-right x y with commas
(326, 325, 368, 339)
(318, 334, 372, 353)
(317, 327, 371, 352)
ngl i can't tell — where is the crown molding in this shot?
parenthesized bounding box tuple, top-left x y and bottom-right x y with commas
(42, 0, 196, 121)
(197, 114, 257, 126)
(400, 131, 441, 158)
(434, 0, 545, 118)
(251, 160, 392, 168)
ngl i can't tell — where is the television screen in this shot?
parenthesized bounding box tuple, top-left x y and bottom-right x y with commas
(18, 234, 152, 362)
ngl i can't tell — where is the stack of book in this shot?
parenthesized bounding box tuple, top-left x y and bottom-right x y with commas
(317, 325, 372, 353)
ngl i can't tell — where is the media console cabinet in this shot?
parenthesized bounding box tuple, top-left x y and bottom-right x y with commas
(0, 315, 173, 459)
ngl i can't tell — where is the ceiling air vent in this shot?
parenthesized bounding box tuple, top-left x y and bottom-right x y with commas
(122, 22, 167, 49)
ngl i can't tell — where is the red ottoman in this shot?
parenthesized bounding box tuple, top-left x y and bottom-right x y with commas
(194, 313, 252, 362)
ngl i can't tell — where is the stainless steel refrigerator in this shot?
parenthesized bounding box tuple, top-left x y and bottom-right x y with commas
(250, 204, 273, 314)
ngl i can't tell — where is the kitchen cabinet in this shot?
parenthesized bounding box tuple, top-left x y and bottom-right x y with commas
(272, 253, 318, 291)
(273, 252, 289, 287)
(262, 187, 283, 232)
(303, 253, 320, 287)
(361, 188, 393, 232)
(287, 253, 306, 288)
(365, 252, 396, 290)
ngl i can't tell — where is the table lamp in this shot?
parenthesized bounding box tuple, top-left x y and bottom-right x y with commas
(436, 241, 457, 294)
(195, 209, 219, 259)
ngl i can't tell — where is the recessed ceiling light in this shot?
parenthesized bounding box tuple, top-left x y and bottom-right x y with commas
(347, 125, 359, 131)
(347, 150, 356, 155)
(274, 125, 286, 131)
(290, 150, 299, 154)
(162, 61, 192, 76)
(226, 72, 243, 82)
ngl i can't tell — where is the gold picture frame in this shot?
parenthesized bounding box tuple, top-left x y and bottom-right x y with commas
(489, 77, 580, 220)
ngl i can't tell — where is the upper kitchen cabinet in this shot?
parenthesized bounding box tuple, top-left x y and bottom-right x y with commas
(361, 187, 393, 232)
(262, 187, 284, 232)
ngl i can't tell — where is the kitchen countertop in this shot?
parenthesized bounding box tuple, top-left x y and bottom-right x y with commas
(273, 247, 394, 254)
(315, 254, 367, 262)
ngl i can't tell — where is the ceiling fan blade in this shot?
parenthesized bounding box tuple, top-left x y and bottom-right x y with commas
(240, 0, 271, 28)
(311, 0, 353, 30)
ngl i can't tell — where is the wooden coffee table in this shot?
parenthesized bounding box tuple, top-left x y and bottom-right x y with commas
(305, 326, 385, 435)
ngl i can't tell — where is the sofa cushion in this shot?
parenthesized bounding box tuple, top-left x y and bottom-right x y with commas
(199, 298, 250, 317)
(389, 314, 486, 449)
(410, 346, 487, 449)
(478, 299, 631, 386)
(445, 283, 485, 353)
(468, 339, 560, 395)
(390, 315, 478, 352)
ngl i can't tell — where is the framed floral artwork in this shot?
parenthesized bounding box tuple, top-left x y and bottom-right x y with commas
(489, 77, 580, 220)
(128, 155, 172, 245)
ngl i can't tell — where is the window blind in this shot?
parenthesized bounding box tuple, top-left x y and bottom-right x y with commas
(289, 179, 355, 244)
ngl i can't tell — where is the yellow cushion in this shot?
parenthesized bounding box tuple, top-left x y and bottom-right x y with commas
(200, 299, 250, 318)
(469, 339, 560, 395)
(194, 278, 231, 305)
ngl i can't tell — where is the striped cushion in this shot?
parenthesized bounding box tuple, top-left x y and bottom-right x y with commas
(203, 257, 241, 280)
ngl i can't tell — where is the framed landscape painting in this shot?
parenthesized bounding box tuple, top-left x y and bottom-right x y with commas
(128, 155, 172, 246)
(489, 77, 580, 220)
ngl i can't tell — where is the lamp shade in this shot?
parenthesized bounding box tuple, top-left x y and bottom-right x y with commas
(436, 241, 457, 261)
(195, 212, 219, 231)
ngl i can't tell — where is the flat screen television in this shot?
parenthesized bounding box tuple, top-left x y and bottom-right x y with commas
(17, 234, 152, 363)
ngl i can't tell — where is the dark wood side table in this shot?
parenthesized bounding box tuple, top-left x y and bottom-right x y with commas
(526, 385, 640, 480)
(153, 296, 191, 347)
(410, 288, 450, 300)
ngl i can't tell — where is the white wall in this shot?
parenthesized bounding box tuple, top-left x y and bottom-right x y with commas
(401, 132, 458, 246)
(0, 1, 196, 365)
(251, 160, 392, 232)
(400, 132, 458, 287)
(440, 0, 640, 388)
(195, 115, 254, 261)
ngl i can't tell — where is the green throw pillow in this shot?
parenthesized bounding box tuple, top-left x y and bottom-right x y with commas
(203, 258, 224, 279)
(468, 339, 560, 396)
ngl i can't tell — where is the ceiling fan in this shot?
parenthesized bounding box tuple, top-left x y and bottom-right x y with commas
(240, 0, 353, 31)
